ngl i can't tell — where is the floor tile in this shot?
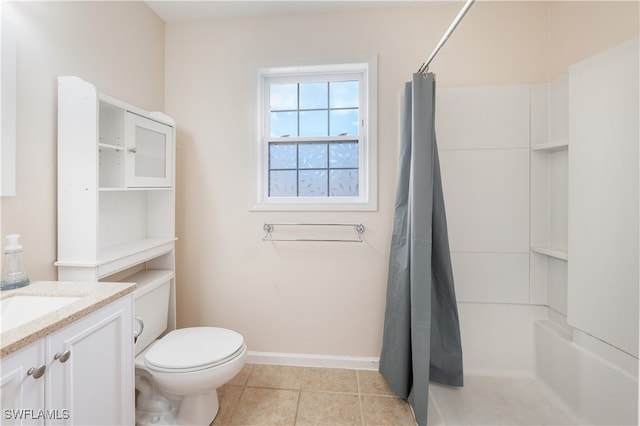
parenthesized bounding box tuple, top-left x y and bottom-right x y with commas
(357, 370, 396, 396)
(296, 391, 362, 425)
(302, 367, 359, 393)
(247, 364, 305, 390)
(361, 395, 415, 426)
(228, 387, 299, 425)
(211, 385, 243, 425)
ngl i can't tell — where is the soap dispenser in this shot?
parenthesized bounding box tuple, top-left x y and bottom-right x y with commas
(1, 234, 30, 290)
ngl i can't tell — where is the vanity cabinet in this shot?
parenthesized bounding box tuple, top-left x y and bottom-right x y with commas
(0, 295, 133, 425)
(56, 76, 176, 283)
(0, 341, 45, 425)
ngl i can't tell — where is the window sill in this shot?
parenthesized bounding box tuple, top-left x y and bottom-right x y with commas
(250, 198, 377, 212)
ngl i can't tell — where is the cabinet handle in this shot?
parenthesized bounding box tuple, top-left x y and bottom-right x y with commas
(27, 365, 46, 379)
(128, 147, 137, 154)
(54, 350, 71, 363)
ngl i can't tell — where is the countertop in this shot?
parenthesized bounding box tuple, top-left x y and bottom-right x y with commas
(0, 281, 136, 358)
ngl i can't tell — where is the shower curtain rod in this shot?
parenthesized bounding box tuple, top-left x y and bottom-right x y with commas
(418, 0, 476, 74)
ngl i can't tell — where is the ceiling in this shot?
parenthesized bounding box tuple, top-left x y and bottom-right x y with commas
(145, 1, 442, 23)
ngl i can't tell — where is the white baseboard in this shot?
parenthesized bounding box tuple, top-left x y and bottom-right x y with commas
(246, 351, 380, 371)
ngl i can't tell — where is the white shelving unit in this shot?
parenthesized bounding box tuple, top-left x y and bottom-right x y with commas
(55, 76, 177, 330)
(530, 76, 569, 313)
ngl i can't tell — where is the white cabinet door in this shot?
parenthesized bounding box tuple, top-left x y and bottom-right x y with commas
(125, 113, 173, 188)
(46, 296, 134, 425)
(0, 341, 46, 426)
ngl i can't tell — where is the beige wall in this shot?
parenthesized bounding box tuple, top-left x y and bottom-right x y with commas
(547, 1, 639, 80)
(164, 1, 551, 357)
(1, 1, 165, 280)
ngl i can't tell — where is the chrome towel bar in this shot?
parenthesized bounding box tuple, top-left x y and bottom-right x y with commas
(262, 223, 365, 243)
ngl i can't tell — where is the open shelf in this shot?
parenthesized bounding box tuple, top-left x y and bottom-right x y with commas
(97, 238, 176, 278)
(531, 245, 568, 261)
(55, 238, 176, 279)
(531, 139, 569, 152)
(98, 143, 125, 151)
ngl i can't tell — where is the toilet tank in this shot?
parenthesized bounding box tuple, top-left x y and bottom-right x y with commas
(127, 269, 173, 355)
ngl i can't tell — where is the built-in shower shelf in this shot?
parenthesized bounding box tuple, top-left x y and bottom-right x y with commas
(531, 245, 568, 261)
(531, 139, 569, 152)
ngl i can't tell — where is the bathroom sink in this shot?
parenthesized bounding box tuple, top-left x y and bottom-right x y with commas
(0, 295, 80, 332)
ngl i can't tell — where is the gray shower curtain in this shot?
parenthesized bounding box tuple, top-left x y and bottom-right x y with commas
(379, 73, 463, 426)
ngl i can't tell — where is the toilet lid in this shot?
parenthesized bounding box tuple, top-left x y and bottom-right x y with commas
(144, 327, 245, 372)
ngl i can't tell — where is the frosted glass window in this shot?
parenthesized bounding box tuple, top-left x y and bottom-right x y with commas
(330, 170, 359, 196)
(299, 170, 328, 197)
(268, 141, 359, 197)
(269, 170, 297, 196)
(329, 143, 359, 168)
(299, 143, 327, 169)
(269, 143, 297, 169)
(266, 78, 360, 197)
(259, 60, 376, 208)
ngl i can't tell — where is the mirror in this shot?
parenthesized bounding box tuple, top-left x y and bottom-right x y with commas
(1, 2, 17, 196)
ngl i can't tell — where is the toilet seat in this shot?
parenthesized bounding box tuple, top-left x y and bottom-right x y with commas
(145, 327, 245, 373)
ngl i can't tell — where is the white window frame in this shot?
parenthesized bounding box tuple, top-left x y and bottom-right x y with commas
(252, 56, 377, 211)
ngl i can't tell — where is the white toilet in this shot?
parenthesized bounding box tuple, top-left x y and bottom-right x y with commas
(132, 271, 246, 425)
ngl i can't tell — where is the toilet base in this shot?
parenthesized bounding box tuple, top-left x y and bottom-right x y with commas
(135, 374, 179, 425)
(136, 400, 177, 426)
(175, 390, 220, 425)
(135, 388, 219, 426)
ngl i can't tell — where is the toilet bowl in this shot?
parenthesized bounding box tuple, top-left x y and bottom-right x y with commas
(135, 327, 246, 425)
(131, 271, 246, 426)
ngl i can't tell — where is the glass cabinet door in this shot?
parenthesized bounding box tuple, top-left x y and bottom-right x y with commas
(125, 113, 173, 187)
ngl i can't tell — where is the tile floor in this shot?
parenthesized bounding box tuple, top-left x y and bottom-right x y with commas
(210, 364, 415, 425)
(210, 365, 583, 426)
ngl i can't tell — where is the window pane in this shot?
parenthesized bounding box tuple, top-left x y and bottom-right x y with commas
(330, 169, 359, 196)
(330, 81, 358, 108)
(270, 111, 297, 137)
(269, 143, 297, 169)
(329, 142, 359, 168)
(300, 83, 327, 110)
(299, 111, 328, 137)
(269, 170, 297, 196)
(270, 84, 297, 110)
(298, 143, 327, 169)
(299, 170, 328, 196)
(330, 109, 359, 136)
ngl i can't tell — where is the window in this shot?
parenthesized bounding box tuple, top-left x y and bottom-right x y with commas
(255, 58, 377, 211)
